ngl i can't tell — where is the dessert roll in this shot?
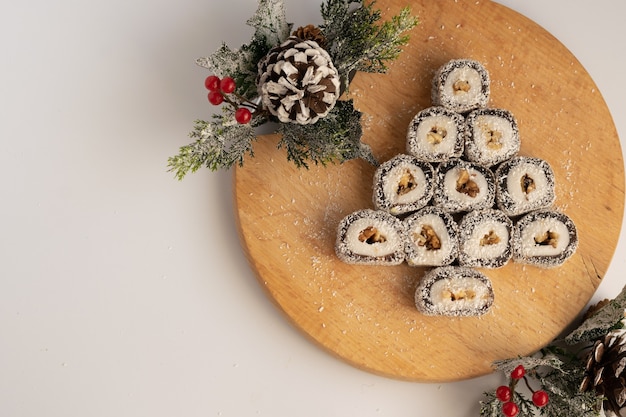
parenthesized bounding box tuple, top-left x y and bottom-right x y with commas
(372, 154, 434, 216)
(495, 156, 556, 216)
(433, 159, 496, 213)
(404, 206, 459, 267)
(458, 209, 513, 269)
(464, 108, 520, 167)
(512, 210, 578, 268)
(335, 209, 406, 265)
(431, 59, 490, 114)
(406, 106, 465, 163)
(414, 266, 494, 317)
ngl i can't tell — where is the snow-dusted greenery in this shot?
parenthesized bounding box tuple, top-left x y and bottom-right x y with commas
(480, 285, 626, 417)
(168, 0, 417, 178)
(565, 287, 626, 345)
(321, 0, 417, 91)
(277, 99, 377, 168)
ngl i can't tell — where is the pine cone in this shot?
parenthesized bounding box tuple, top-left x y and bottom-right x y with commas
(583, 298, 611, 321)
(580, 326, 626, 417)
(257, 36, 340, 125)
(292, 25, 327, 48)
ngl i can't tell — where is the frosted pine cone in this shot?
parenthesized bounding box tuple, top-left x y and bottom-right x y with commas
(292, 24, 326, 48)
(257, 36, 340, 125)
(580, 321, 626, 417)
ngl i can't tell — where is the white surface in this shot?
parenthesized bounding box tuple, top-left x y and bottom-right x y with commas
(1, 1, 625, 416)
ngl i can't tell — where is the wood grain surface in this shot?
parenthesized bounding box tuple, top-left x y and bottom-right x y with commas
(233, 0, 625, 381)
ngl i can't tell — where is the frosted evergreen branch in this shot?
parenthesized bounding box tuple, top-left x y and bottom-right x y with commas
(492, 354, 566, 376)
(196, 43, 261, 100)
(320, 0, 418, 88)
(167, 115, 257, 179)
(539, 363, 602, 417)
(480, 309, 618, 417)
(479, 391, 501, 417)
(339, 6, 417, 75)
(196, 0, 292, 100)
(246, 0, 291, 47)
(276, 100, 377, 168)
(320, 0, 355, 43)
(564, 284, 626, 345)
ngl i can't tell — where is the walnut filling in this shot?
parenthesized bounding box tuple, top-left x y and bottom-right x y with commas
(480, 230, 501, 246)
(442, 289, 476, 301)
(359, 226, 387, 244)
(453, 79, 471, 94)
(427, 126, 447, 145)
(456, 169, 480, 198)
(534, 230, 559, 248)
(413, 225, 441, 250)
(397, 169, 417, 196)
(484, 128, 503, 150)
(521, 174, 536, 196)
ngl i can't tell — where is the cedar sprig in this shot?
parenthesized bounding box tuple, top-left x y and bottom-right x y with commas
(277, 100, 376, 168)
(167, 113, 257, 179)
(320, 0, 418, 90)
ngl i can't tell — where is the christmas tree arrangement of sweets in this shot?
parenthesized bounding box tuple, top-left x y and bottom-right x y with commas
(335, 59, 578, 318)
(168, 0, 418, 179)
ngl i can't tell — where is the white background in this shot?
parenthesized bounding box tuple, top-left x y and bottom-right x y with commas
(1, 1, 625, 416)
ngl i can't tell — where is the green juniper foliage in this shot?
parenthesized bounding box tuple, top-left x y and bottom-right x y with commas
(168, 0, 417, 178)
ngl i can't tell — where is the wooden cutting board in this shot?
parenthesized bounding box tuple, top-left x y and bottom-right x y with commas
(233, 0, 624, 381)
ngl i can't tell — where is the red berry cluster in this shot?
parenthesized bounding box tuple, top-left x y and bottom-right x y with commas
(495, 365, 549, 417)
(204, 75, 253, 124)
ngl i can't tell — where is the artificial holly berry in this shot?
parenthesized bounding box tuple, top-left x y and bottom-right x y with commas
(235, 108, 252, 124)
(495, 385, 512, 402)
(204, 75, 220, 91)
(502, 401, 519, 417)
(532, 390, 549, 407)
(208, 91, 224, 105)
(220, 77, 236, 94)
(510, 365, 526, 380)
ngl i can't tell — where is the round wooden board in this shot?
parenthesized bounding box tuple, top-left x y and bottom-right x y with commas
(233, 0, 624, 381)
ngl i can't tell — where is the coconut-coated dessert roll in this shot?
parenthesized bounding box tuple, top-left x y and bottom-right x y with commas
(464, 108, 520, 167)
(512, 210, 578, 268)
(414, 266, 494, 317)
(406, 106, 465, 163)
(372, 154, 434, 216)
(335, 209, 406, 265)
(431, 59, 490, 114)
(404, 206, 459, 267)
(433, 159, 496, 213)
(458, 209, 513, 269)
(495, 156, 556, 216)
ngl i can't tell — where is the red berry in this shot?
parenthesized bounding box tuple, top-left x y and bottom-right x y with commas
(220, 77, 236, 94)
(235, 108, 252, 124)
(532, 390, 549, 407)
(208, 91, 224, 105)
(511, 365, 526, 380)
(496, 385, 512, 402)
(204, 75, 220, 91)
(502, 402, 519, 417)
